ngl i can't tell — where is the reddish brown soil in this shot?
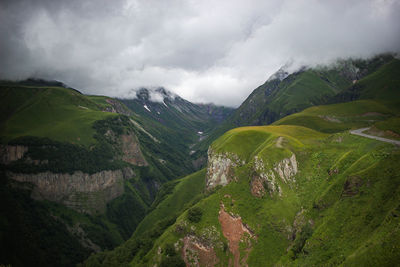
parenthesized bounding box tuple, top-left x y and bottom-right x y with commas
(182, 235, 218, 267)
(218, 204, 254, 267)
(251, 177, 265, 197)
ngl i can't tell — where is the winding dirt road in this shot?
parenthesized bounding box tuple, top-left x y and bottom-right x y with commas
(350, 127, 400, 146)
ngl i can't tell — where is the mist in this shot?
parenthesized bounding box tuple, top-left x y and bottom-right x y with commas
(1, 0, 399, 106)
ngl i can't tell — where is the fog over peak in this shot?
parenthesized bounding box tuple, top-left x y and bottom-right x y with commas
(1, 0, 399, 106)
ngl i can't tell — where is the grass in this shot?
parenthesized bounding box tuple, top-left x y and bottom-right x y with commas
(132, 169, 206, 239)
(374, 116, 400, 135)
(0, 85, 116, 145)
(123, 117, 400, 266)
(273, 100, 396, 133)
(269, 70, 339, 113)
(355, 59, 400, 102)
(212, 125, 327, 160)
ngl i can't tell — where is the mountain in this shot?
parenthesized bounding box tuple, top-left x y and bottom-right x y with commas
(195, 54, 395, 152)
(82, 55, 400, 266)
(0, 81, 232, 267)
(119, 87, 233, 169)
(2, 54, 400, 267)
(121, 87, 232, 133)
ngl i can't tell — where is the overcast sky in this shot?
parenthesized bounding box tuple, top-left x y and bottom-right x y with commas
(1, 0, 399, 106)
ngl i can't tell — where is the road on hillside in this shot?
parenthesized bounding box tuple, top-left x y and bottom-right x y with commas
(350, 127, 400, 146)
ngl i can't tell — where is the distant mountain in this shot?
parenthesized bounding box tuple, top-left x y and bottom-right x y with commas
(120, 87, 233, 139)
(195, 54, 395, 152)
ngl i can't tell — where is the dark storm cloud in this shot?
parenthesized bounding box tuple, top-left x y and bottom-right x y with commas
(1, 0, 399, 106)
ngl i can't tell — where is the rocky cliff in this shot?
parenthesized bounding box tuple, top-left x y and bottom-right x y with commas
(0, 145, 28, 164)
(8, 167, 135, 213)
(205, 148, 245, 190)
(251, 153, 298, 197)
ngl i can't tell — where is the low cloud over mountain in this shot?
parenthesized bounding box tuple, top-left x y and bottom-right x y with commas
(1, 0, 399, 106)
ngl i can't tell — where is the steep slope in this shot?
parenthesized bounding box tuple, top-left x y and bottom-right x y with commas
(196, 54, 395, 152)
(121, 88, 232, 136)
(0, 81, 230, 267)
(120, 87, 233, 170)
(333, 58, 400, 109)
(95, 62, 400, 266)
(83, 169, 207, 266)
(113, 122, 399, 266)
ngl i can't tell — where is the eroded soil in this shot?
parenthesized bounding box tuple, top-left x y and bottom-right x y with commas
(218, 203, 255, 267)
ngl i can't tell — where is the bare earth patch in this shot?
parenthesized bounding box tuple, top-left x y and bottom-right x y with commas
(276, 136, 284, 148)
(218, 203, 255, 267)
(182, 235, 219, 267)
(318, 115, 341, 123)
(121, 134, 148, 166)
(361, 112, 384, 117)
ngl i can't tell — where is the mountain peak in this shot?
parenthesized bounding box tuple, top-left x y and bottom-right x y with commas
(267, 67, 290, 82)
(134, 87, 178, 103)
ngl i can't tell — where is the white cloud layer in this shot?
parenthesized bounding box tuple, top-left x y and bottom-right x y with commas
(1, 0, 399, 106)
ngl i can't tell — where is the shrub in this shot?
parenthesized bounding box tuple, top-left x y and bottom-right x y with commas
(187, 207, 203, 223)
(164, 243, 176, 256)
(160, 256, 185, 267)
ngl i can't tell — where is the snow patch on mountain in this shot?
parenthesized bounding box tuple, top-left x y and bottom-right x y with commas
(144, 105, 151, 112)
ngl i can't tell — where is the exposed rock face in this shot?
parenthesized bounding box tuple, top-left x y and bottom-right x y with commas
(206, 148, 244, 190)
(251, 154, 298, 197)
(274, 154, 298, 183)
(8, 167, 134, 213)
(182, 234, 219, 267)
(104, 98, 133, 116)
(120, 133, 148, 166)
(0, 145, 28, 164)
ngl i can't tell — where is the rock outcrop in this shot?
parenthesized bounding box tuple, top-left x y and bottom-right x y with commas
(104, 98, 133, 116)
(206, 148, 244, 190)
(251, 153, 298, 197)
(120, 133, 148, 166)
(181, 233, 219, 267)
(8, 167, 134, 213)
(0, 145, 28, 164)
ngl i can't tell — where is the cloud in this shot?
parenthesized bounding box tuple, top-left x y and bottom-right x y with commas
(1, 0, 399, 106)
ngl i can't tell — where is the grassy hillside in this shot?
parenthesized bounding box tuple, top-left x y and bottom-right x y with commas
(92, 81, 400, 266)
(0, 81, 226, 267)
(273, 99, 396, 133)
(194, 55, 394, 155)
(121, 123, 400, 266)
(82, 169, 207, 266)
(133, 169, 206, 238)
(0, 83, 117, 145)
(334, 59, 400, 107)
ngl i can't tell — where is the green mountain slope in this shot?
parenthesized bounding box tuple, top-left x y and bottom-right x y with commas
(115, 122, 399, 266)
(335, 59, 400, 106)
(195, 55, 395, 153)
(273, 99, 396, 133)
(0, 81, 230, 267)
(120, 88, 233, 138)
(0, 82, 116, 145)
(82, 169, 207, 266)
(97, 57, 400, 265)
